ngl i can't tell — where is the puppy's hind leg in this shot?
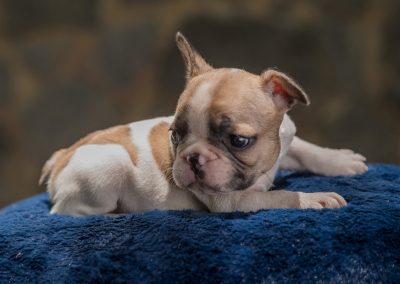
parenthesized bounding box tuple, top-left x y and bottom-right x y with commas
(50, 144, 134, 216)
(280, 136, 368, 176)
(50, 181, 114, 216)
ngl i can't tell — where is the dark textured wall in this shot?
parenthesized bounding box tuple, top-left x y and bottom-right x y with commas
(0, 0, 399, 208)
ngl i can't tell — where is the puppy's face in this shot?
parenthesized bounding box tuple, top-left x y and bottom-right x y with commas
(170, 33, 309, 195)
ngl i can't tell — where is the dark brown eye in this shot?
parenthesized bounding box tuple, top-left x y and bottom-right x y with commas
(229, 135, 252, 149)
(170, 130, 181, 145)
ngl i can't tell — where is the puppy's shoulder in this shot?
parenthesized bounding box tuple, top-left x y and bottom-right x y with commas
(129, 116, 174, 178)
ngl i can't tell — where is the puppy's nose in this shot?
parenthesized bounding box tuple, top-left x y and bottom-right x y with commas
(187, 153, 200, 166)
(186, 153, 207, 178)
(186, 151, 218, 166)
(186, 153, 202, 176)
(186, 152, 218, 178)
(186, 153, 210, 167)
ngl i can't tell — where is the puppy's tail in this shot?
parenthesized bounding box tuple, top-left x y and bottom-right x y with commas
(39, 149, 66, 187)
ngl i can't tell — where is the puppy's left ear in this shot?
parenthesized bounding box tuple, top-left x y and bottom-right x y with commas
(176, 32, 213, 80)
(261, 69, 310, 112)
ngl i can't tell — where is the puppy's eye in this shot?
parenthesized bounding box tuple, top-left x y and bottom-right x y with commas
(170, 130, 181, 145)
(229, 135, 252, 149)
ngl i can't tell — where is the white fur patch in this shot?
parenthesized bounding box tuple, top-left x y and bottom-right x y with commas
(188, 82, 214, 139)
(52, 144, 134, 215)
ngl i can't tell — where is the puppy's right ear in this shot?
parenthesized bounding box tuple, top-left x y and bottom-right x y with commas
(176, 32, 213, 80)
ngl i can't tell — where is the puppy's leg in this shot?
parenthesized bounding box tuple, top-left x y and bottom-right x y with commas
(50, 181, 116, 216)
(207, 189, 347, 212)
(280, 136, 368, 176)
(50, 144, 134, 216)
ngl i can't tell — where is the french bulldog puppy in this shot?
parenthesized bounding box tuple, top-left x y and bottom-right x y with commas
(40, 33, 367, 216)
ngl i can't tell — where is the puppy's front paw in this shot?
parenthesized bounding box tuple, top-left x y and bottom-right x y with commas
(310, 148, 368, 176)
(298, 192, 347, 209)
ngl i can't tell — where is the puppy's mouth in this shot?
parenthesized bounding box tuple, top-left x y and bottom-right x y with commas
(177, 166, 224, 194)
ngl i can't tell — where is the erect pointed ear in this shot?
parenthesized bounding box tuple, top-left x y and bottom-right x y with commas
(261, 69, 310, 112)
(176, 32, 213, 80)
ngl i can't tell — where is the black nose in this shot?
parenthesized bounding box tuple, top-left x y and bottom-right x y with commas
(188, 153, 199, 166)
(187, 153, 203, 177)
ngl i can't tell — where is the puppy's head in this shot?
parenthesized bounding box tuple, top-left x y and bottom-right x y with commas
(170, 33, 309, 195)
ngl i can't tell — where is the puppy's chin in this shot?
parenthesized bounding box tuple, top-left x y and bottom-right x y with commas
(187, 183, 233, 196)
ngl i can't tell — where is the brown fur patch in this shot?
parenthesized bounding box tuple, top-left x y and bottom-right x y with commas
(43, 125, 138, 190)
(149, 121, 173, 181)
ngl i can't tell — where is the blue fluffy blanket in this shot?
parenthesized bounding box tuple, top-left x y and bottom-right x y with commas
(1, 164, 400, 283)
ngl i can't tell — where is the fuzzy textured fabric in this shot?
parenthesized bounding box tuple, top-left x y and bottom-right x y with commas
(1, 164, 400, 283)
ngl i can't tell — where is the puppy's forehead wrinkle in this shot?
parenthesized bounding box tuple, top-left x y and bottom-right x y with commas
(218, 115, 232, 133)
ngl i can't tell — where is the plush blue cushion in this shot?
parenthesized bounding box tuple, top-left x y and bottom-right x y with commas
(1, 164, 400, 283)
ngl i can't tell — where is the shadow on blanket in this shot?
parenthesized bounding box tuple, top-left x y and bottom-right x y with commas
(1, 164, 400, 283)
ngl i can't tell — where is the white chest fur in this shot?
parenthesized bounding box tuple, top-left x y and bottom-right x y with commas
(253, 114, 297, 192)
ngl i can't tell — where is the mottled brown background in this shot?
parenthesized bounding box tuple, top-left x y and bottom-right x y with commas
(0, 0, 399, 209)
